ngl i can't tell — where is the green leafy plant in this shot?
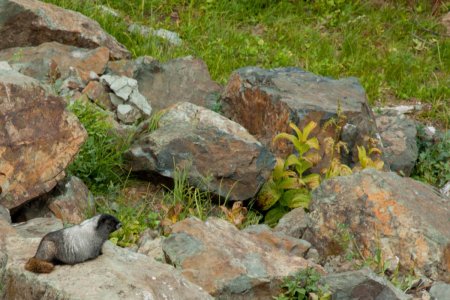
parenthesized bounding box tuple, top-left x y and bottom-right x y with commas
(353, 145, 384, 171)
(67, 100, 134, 194)
(257, 121, 321, 227)
(412, 127, 450, 188)
(96, 194, 160, 247)
(275, 267, 331, 300)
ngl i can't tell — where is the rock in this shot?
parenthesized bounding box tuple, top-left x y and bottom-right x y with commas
(243, 224, 312, 257)
(101, 74, 152, 116)
(430, 282, 450, 300)
(0, 0, 130, 60)
(99, 5, 120, 17)
(126, 102, 275, 200)
(441, 182, 450, 199)
(221, 67, 379, 159)
(128, 24, 183, 46)
(274, 207, 309, 239)
(137, 236, 165, 262)
(46, 176, 93, 225)
(117, 104, 142, 124)
(375, 111, 418, 176)
(303, 169, 450, 282)
(82, 80, 112, 110)
(0, 217, 213, 300)
(0, 42, 110, 84)
(0, 70, 87, 210)
(0, 205, 11, 223)
(305, 248, 320, 263)
(320, 268, 411, 300)
(0, 61, 12, 71)
(162, 217, 324, 299)
(106, 56, 222, 112)
(379, 104, 422, 115)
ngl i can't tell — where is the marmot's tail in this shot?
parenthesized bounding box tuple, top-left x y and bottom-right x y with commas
(25, 257, 54, 273)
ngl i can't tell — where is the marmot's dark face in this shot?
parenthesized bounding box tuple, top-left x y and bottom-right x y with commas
(96, 214, 121, 237)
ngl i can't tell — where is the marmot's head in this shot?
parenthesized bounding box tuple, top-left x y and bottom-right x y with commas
(96, 214, 121, 239)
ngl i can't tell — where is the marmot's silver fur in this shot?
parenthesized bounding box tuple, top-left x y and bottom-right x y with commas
(25, 214, 121, 273)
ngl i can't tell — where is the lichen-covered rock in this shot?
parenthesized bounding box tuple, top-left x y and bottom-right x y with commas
(303, 169, 450, 282)
(116, 104, 141, 124)
(162, 217, 324, 299)
(320, 268, 411, 300)
(106, 56, 222, 112)
(221, 67, 379, 159)
(0, 42, 109, 83)
(0, 217, 213, 300)
(0, 70, 87, 210)
(375, 111, 418, 176)
(0, 0, 130, 60)
(82, 80, 112, 110)
(126, 102, 275, 200)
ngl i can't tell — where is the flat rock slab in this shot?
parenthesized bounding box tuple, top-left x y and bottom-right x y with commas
(162, 217, 325, 299)
(0, 42, 110, 83)
(0, 0, 130, 60)
(221, 67, 379, 158)
(303, 169, 450, 282)
(107, 56, 222, 112)
(126, 102, 275, 200)
(0, 218, 213, 300)
(0, 69, 87, 210)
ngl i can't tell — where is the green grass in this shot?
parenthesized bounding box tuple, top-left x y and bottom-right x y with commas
(67, 100, 134, 194)
(45, 0, 449, 127)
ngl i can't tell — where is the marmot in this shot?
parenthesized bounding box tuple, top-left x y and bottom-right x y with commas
(25, 214, 121, 273)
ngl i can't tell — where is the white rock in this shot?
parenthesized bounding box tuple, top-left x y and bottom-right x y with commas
(117, 104, 141, 124)
(129, 89, 152, 116)
(128, 24, 182, 46)
(0, 61, 12, 71)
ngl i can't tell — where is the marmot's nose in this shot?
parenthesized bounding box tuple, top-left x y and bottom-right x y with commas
(116, 223, 122, 230)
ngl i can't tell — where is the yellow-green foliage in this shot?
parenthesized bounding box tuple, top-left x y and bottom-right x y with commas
(257, 121, 321, 226)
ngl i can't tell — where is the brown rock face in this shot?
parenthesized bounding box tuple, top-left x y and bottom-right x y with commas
(126, 102, 275, 201)
(303, 169, 450, 282)
(162, 217, 325, 299)
(0, 70, 87, 210)
(0, 42, 110, 83)
(0, 0, 130, 60)
(107, 56, 222, 112)
(221, 67, 379, 159)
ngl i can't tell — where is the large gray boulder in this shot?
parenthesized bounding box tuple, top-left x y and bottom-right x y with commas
(303, 169, 450, 282)
(0, 217, 213, 300)
(0, 0, 130, 60)
(0, 42, 110, 83)
(126, 102, 275, 201)
(0, 69, 87, 210)
(221, 67, 380, 161)
(106, 56, 222, 112)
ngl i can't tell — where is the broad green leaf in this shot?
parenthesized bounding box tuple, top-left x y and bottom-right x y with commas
(278, 177, 301, 189)
(301, 121, 317, 141)
(274, 133, 302, 151)
(303, 173, 321, 189)
(272, 158, 285, 180)
(295, 159, 312, 176)
(264, 205, 288, 227)
(289, 122, 303, 140)
(280, 189, 311, 208)
(256, 181, 282, 211)
(285, 154, 300, 168)
(306, 137, 320, 150)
